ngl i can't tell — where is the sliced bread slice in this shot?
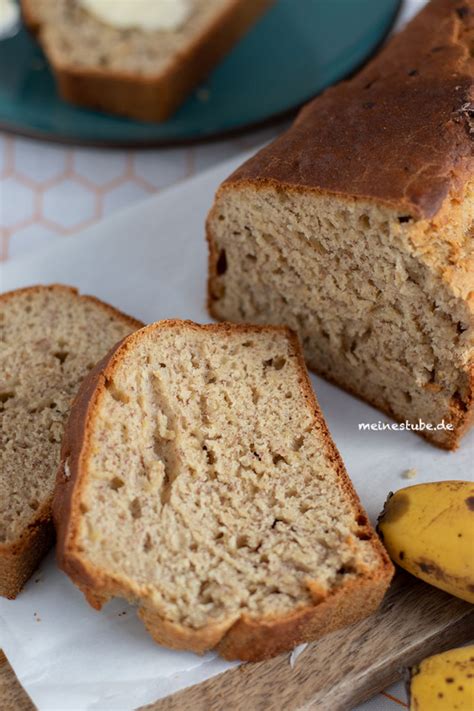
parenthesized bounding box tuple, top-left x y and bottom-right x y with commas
(53, 320, 393, 661)
(20, 0, 274, 121)
(0, 285, 141, 598)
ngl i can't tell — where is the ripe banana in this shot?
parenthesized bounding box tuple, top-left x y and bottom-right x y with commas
(377, 480, 474, 603)
(408, 645, 474, 710)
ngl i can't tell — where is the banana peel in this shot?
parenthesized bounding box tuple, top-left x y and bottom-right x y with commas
(377, 481, 474, 603)
(408, 645, 474, 710)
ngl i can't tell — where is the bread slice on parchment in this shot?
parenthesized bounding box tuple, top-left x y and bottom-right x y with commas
(0, 285, 141, 599)
(20, 0, 274, 121)
(206, 0, 474, 449)
(53, 319, 393, 662)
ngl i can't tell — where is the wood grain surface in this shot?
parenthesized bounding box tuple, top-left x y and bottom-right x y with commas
(2, 572, 473, 711)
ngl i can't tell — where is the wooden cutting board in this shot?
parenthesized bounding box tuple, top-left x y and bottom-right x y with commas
(1, 572, 473, 711)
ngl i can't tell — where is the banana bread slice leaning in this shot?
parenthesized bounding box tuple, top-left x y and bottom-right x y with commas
(0, 285, 141, 598)
(53, 320, 393, 662)
(207, 0, 474, 449)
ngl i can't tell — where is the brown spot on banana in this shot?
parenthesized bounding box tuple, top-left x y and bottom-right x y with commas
(465, 496, 474, 511)
(378, 492, 410, 524)
(416, 559, 448, 581)
(415, 559, 473, 596)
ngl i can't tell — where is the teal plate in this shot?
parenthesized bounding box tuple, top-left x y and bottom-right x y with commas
(0, 0, 401, 146)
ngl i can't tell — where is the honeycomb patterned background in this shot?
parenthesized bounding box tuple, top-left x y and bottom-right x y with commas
(0, 124, 281, 261)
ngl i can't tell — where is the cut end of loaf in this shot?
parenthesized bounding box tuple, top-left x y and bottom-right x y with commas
(207, 181, 474, 450)
(54, 320, 392, 660)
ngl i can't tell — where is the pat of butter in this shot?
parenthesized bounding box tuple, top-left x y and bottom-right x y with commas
(79, 0, 191, 32)
(0, 0, 19, 39)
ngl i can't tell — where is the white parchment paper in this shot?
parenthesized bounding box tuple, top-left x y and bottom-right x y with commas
(1, 146, 471, 711)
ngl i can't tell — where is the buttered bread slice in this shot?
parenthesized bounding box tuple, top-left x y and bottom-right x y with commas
(21, 0, 274, 121)
(54, 320, 392, 661)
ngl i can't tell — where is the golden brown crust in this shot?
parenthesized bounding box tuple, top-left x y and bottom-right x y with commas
(0, 503, 54, 599)
(222, 0, 474, 220)
(217, 573, 390, 661)
(0, 284, 142, 599)
(0, 284, 143, 332)
(139, 606, 241, 656)
(53, 319, 393, 662)
(19, 0, 39, 33)
(20, 0, 274, 122)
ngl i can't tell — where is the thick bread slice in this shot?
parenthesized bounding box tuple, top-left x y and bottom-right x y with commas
(0, 285, 141, 599)
(207, 0, 474, 449)
(20, 0, 273, 122)
(53, 320, 393, 662)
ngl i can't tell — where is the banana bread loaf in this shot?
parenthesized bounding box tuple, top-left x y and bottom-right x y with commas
(207, 0, 474, 449)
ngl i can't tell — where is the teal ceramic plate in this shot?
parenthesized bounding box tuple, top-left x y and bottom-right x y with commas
(0, 0, 401, 146)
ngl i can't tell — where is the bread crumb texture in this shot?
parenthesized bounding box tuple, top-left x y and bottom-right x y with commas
(208, 185, 473, 448)
(71, 323, 384, 632)
(0, 286, 136, 546)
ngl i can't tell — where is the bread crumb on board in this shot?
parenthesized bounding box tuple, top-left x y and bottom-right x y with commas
(402, 468, 417, 480)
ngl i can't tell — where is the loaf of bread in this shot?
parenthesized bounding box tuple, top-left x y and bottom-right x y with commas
(0, 285, 141, 598)
(207, 0, 474, 449)
(21, 0, 273, 121)
(53, 320, 393, 661)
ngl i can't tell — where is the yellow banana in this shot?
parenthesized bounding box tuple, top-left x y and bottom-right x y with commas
(408, 645, 474, 710)
(377, 481, 474, 603)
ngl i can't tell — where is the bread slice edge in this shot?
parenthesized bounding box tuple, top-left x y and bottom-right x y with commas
(0, 284, 142, 598)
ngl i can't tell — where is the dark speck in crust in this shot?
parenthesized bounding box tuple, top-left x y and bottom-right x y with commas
(455, 6, 469, 19)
